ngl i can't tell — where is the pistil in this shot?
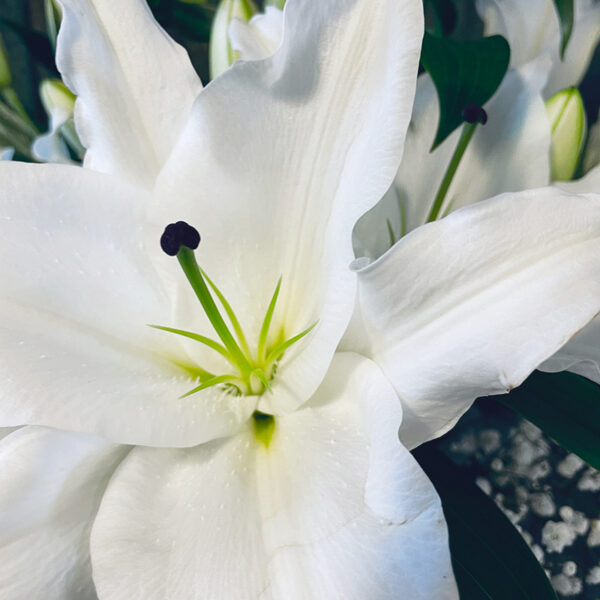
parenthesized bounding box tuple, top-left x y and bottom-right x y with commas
(426, 104, 488, 223)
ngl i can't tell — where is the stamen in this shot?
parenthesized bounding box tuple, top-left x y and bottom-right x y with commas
(425, 104, 487, 223)
(257, 277, 282, 363)
(461, 104, 488, 125)
(265, 321, 317, 364)
(155, 221, 318, 399)
(160, 221, 201, 256)
(148, 325, 234, 364)
(163, 226, 253, 376)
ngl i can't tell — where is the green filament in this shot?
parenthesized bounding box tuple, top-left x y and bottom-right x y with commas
(154, 246, 316, 398)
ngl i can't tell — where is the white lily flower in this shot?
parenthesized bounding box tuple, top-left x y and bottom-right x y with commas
(232, 0, 600, 460)
(354, 56, 553, 257)
(0, 0, 462, 597)
(476, 0, 600, 97)
(31, 79, 78, 164)
(2, 0, 600, 597)
(350, 58, 600, 447)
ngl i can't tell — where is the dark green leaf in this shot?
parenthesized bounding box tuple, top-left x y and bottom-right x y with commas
(425, 0, 457, 37)
(413, 445, 558, 600)
(553, 0, 574, 59)
(493, 370, 600, 471)
(0, 19, 58, 75)
(420, 32, 510, 149)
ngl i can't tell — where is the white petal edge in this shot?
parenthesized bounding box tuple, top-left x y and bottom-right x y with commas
(229, 6, 285, 61)
(91, 352, 457, 600)
(151, 0, 424, 416)
(56, 0, 203, 188)
(31, 104, 76, 165)
(0, 427, 126, 599)
(538, 165, 600, 382)
(344, 188, 600, 449)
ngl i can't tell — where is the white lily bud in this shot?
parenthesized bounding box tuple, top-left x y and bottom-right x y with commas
(546, 87, 587, 181)
(40, 78, 75, 118)
(0, 33, 12, 89)
(209, 0, 258, 80)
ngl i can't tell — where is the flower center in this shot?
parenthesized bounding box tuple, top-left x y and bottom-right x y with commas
(153, 221, 316, 398)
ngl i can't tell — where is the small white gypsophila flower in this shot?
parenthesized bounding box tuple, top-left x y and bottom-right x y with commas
(530, 492, 556, 517)
(542, 521, 577, 553)
(585, 565, 600, 585)
(557, 453, 586, 478)
(587, 520, 600, 547)
(578, 468, 600, 492)
(559, 506, 590, 536)
(551, 573, 583, 597)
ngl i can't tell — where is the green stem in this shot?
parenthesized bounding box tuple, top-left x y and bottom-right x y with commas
(426, 122, 477, 223)
(177, 247, 253, 376)
(2, 88, 38, 135)
(201, 269, 252, 359)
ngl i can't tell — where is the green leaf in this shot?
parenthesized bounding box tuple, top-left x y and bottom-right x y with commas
(493, 370, 600, 471)
(413, 445, 558, 600)
(420, 32, 510, 149)
(552, 0, 574, 59)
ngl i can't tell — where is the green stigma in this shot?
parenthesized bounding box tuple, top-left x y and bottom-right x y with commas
(153, 222, 317, 398)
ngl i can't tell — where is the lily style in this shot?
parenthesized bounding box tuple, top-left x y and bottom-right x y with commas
(1, 1, 600, 599)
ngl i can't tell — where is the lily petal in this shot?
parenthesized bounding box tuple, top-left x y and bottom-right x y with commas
(538, 164, 600, 382)
(152, 0, 423, 415)
(90, 353, 457, 600)
(344, 189, 600, 449)
(0, 427, 126, 599)
(56, 0, 203, 187)
(477, 0, 600, 97)
(0, 163, 256, 446)
(229, 6, 284, 61)
(354, 62, 551, 259)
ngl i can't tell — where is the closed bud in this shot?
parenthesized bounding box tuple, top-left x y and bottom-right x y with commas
(39, 79, 75, 118)
(209, 0, 258, 80)
(0, 33, 12, 89)
(264, 0, 286, 8)
(546, 87, 587, 181)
